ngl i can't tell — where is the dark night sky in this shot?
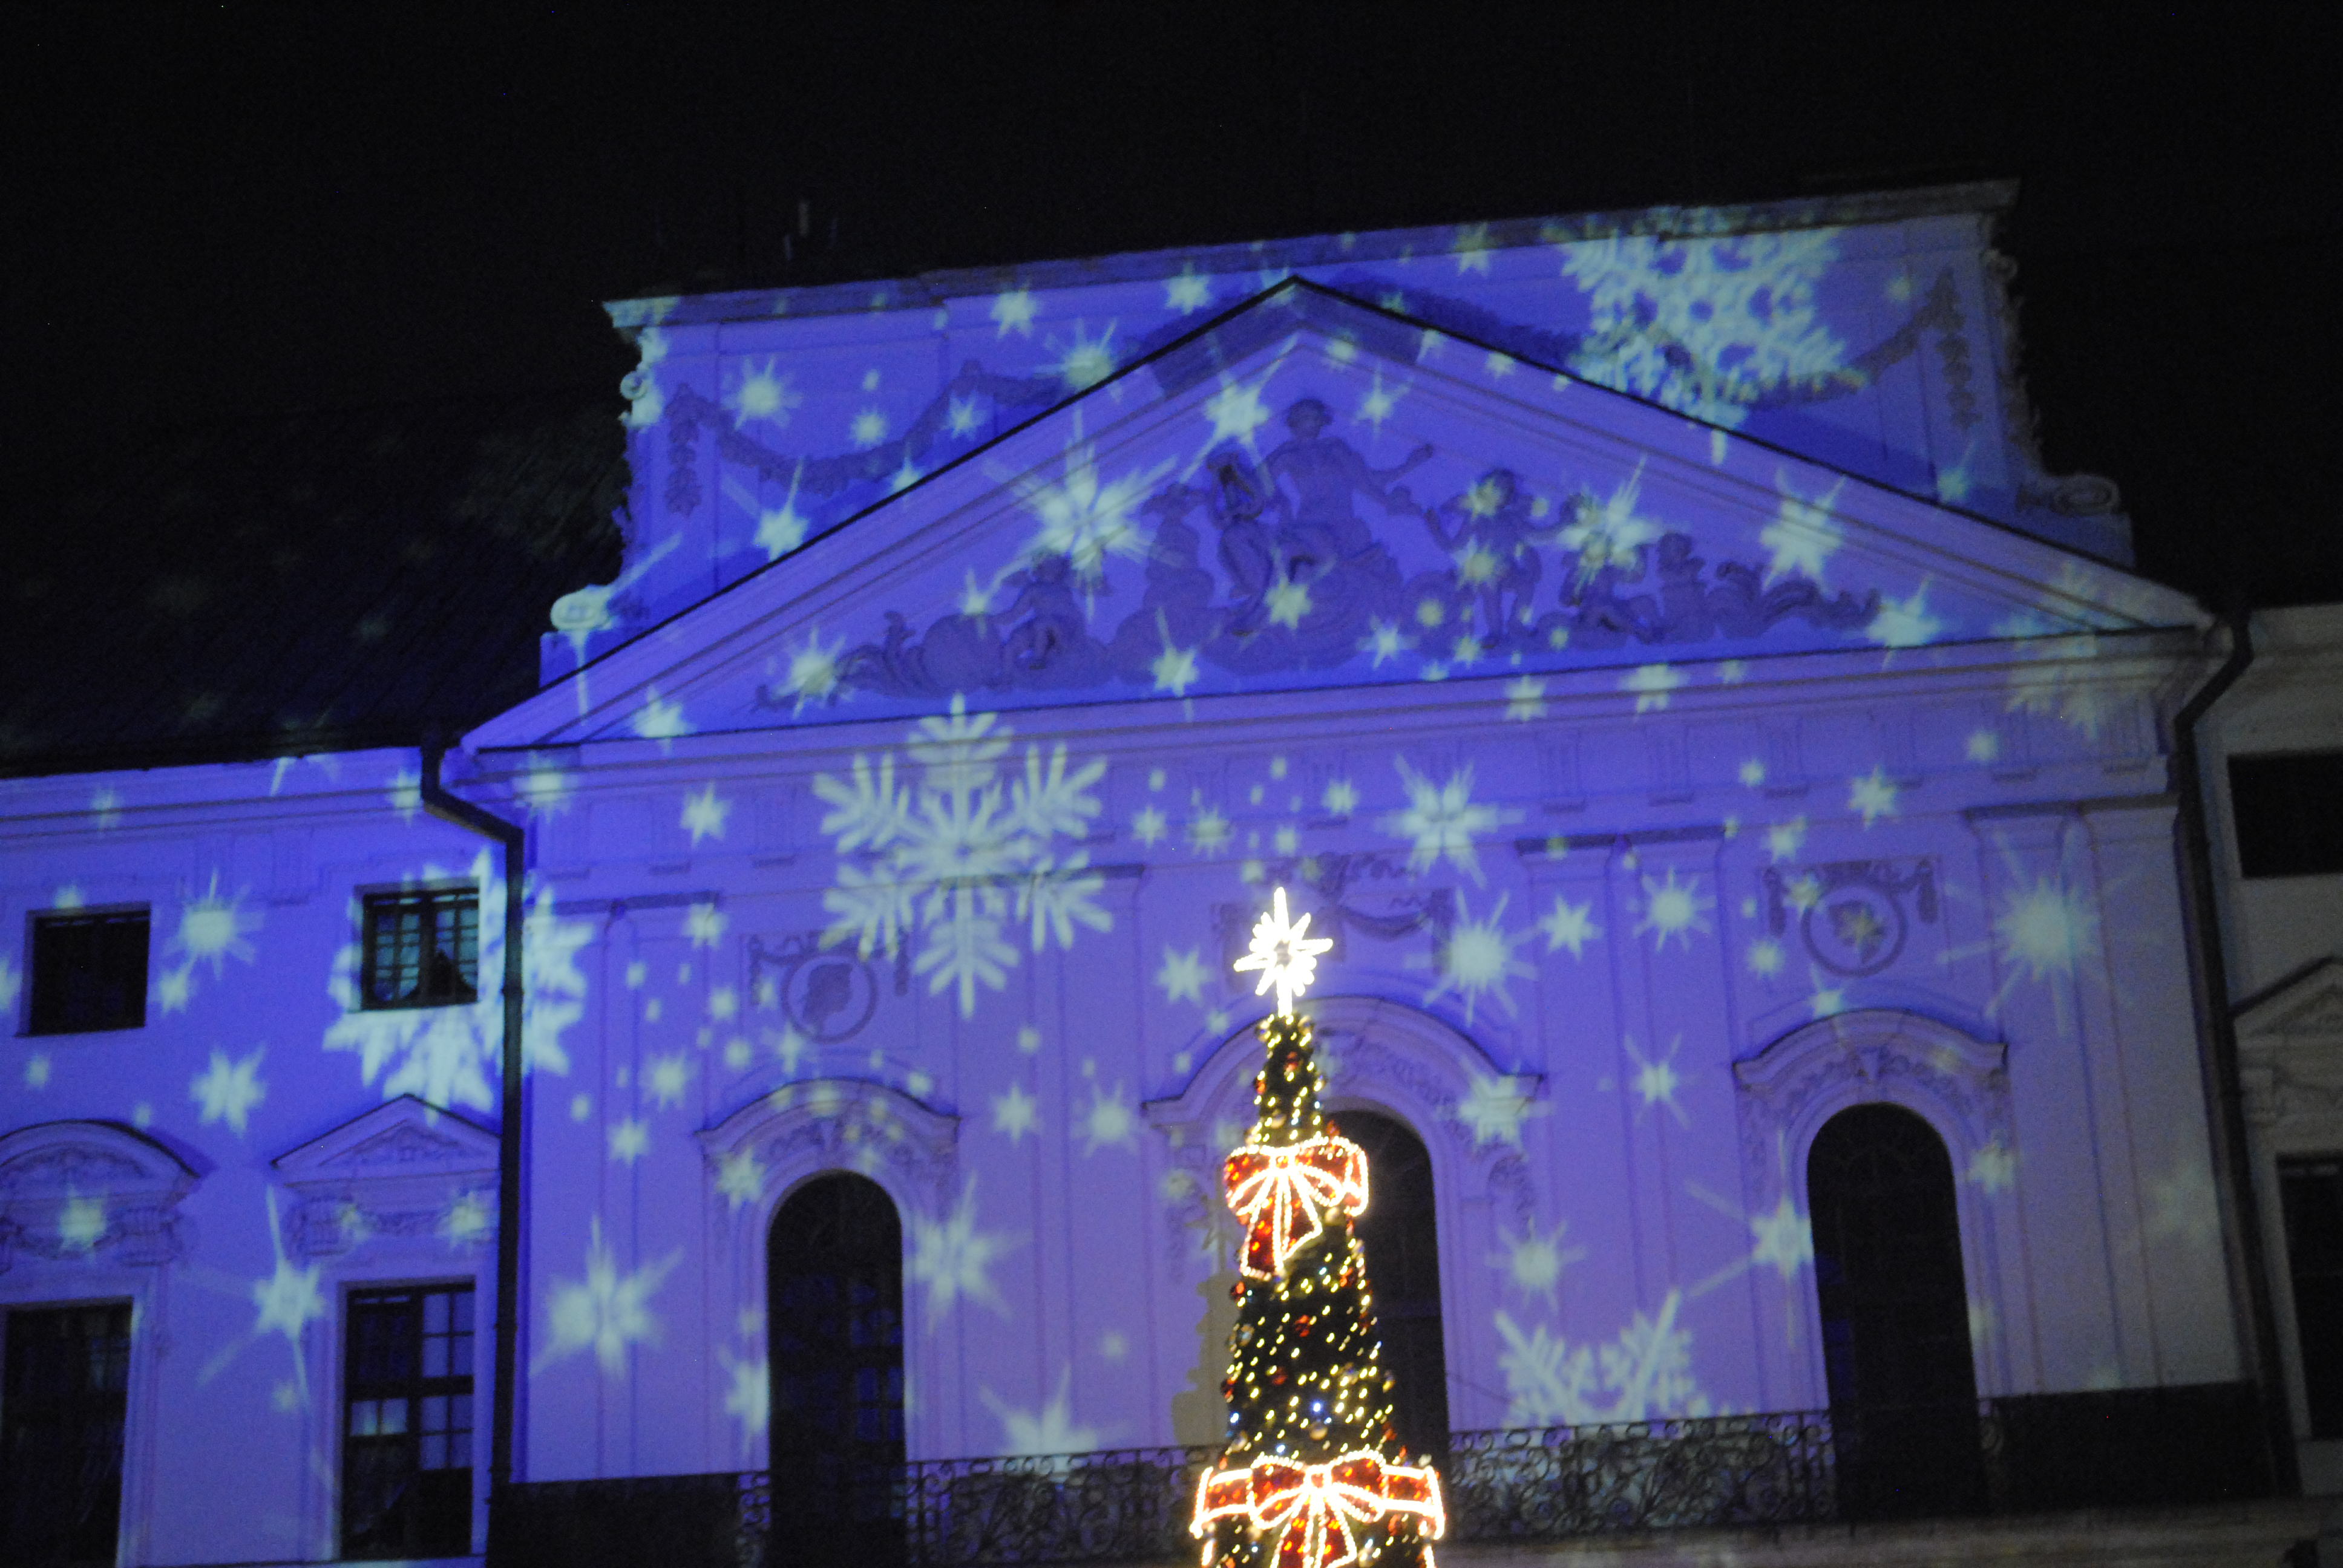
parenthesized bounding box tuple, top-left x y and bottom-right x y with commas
(8, 4, 2341, 607)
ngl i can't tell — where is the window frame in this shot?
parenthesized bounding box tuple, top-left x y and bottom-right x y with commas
(23, 904, 151, 1036)
(355, 885, 482, 1012)
(1, 1299, 135, 1566)
(338, 1279, 477, 1561)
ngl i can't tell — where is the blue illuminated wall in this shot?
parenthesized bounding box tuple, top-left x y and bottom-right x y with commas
(0, 184, 2244, 1563)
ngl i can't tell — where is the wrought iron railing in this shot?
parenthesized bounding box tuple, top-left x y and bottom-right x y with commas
(1444, 1411, 1836, 1538)
(502, 1382, 2273, 1568)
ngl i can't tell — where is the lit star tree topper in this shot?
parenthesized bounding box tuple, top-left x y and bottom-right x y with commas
(1193, 887, 1446, 1568)
(1232, 885, 1334, 1016)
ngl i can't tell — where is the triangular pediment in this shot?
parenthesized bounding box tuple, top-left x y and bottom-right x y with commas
(272, 1095, 499, 1187)
(2238, 958, 2343, 1047)
(474, 281, 2204, 750)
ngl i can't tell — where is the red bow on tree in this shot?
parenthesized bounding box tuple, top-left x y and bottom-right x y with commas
(1193, 1452, 1446, 1568)
(1223, 1135, 1369, 1280)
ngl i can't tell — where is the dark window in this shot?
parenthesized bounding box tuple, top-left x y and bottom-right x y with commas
(2228, 751, 2343, 878)
(360, 890, 479, 1009)
(27, 908, 149, 1034)
(1, 1302, 131, 1567)
(341, 1285, 474, 1559)
(1808, 1103, 1980, 1520)
(2280, 1156, 2343, 1439)
(1337, 1110, 1449, 1461)
(770, 1173, 906, 1568)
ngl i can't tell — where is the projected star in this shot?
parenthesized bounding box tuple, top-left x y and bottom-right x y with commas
(1356, 368, 1407, 433)
(681, 785, 732, 844)
(1232, 885, 1332, 1016)
(991, 1083, 1039, 1144)
(191, 1046, 268, 1136)
(991, 287, 1038, 338)
(1165, 264, 1213, 313)
(1155, 946, 1208, 1006)
(1538, 895, 1601, 958)
(1848, 766, 1899, 826)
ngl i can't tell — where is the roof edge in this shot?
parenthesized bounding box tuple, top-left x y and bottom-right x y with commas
(605, 180, 2020, 331)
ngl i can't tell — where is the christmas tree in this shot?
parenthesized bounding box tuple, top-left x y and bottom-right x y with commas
(1193, 888, 1446, 1568)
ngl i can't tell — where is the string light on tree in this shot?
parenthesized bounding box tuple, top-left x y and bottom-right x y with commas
(1193, 887, 1446, 1568)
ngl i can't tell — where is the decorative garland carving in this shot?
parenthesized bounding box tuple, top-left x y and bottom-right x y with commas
(698, 1077, 960, 1221)
(1732, 1008, 2011, 1209)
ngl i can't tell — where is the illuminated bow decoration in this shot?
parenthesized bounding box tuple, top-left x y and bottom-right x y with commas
(1223, 1135, 1368, 1280)
(1192, 1453, 1446, 1568)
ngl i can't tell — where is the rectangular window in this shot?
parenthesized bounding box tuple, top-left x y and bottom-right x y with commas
(359, 890, 479, 1009)
(2228, 751, 2343, 879)
(342, 1284, 474, 1559)
(1, 1302, 132, 1567)
(2280, 1156, 2343, 1439)
(27, 907, 149, 1034)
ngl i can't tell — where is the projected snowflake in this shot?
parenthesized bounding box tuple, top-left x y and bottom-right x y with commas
(537, 1218, 682, 1378)
(157, 872, 263, 1013)
(1491, 1218, 1587, 1308)
(721, 1349, 770, 1454)
(1493, 1290, 1711, 1426)
(814, 697, 1109, 1018)
(983, 1368, 1100, 1463)
(1421, 890, 1532, 1023)
(1008, 430, 1172, 590)
(1564, 228, 1848, 427)
(324, 853, 592, 1112)
(191, 1046, 269, 1136)
(1380, 760, 1519, 884)
(907, 1178, 1018, 1322)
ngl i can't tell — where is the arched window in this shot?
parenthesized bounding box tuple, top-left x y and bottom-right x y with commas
(1807, 1103, 1979, 1518)
(768, 1173, 906, 1566)
(1336, 1110, 1449, 1459)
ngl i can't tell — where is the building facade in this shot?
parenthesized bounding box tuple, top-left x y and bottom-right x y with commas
(0, 184, 2306, 1565)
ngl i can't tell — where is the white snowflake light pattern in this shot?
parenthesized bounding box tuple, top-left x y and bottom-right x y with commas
(1080, 1082, 1138, 1154)
(991, 1083, 1039, 1144)
(1009, 433, 1172, 590)
(191, 1045, 269, 1135)
(1760, 472, 1846, 584)
(681, 784, 733, 844)
(1380, 760, 1519, 884)
(814, 699, 1109, 1018)
(1421, 892, 1531, 1023)
(908, 1180, 1018, 1322)
(982, 1367, 1100, 1465)
(1634, 867, 1714, 951)
(1537, 895, 1601, 958)
(1491, 1218, 1585, 1307)
(1455, 1072, 1544, 1149)
(1155, 946, 1209, 1007)
(1494, 1290, 1709, 1426)
(537, 1219, 683, 1377)
(1564, 229, 1847, 427)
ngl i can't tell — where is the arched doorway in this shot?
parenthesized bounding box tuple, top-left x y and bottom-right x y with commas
(1335, 1109, 1450, 1461)
(1807, 1103, 1981, 1519)
(768, 1172, 906, 1566)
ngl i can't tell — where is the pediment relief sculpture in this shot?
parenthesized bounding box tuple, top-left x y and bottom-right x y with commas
(271, 1096, 500, 1258)
(0, 1120, 201, 1270)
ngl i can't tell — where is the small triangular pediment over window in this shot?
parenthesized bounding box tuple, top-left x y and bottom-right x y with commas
(2238, 958, 2343, 1048)
(271, 1097, 500, 1258)
(473, 280, 2204, 753)
(273, 1095, 500, 1184)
